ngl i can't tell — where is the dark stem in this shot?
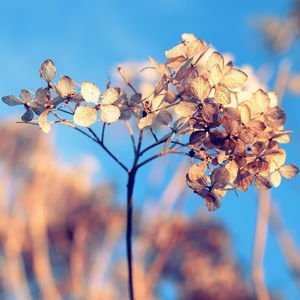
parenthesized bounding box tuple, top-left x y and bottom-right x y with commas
(126, 167, 137, 300)
(125, 129, 143, 300)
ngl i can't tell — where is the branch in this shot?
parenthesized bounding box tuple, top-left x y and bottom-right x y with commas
(139, 131, 173, 157)
(137, 146, 186, 169)
(117, 66, 138, 94)
(87, 128, 129, 172)
(125, 120, 137, 154)
(101, 123, 106, 143)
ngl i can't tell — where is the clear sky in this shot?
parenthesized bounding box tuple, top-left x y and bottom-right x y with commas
(1, 0, 300, 299)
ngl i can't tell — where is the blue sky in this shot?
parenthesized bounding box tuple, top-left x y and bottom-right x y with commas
(1, 0, 300, 299)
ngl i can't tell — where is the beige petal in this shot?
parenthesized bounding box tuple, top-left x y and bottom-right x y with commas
(39, 59, 56, 82)
(191, 76, 211, 101)
(221, 68, 248, 89)
(271, 170, 281, 187)
(188, 161, 207, 181)
(74, 105, 98, 127)
(38, 110, 51, 133)
(279, 164, 299, 178)
(138, 113, 155, 130)
(214, 84, 231, 105)
(100, 105, 121, 123)
(206, 52, 224, 71)
(81, 81, 100, 104)
(101, 88, 120, 105)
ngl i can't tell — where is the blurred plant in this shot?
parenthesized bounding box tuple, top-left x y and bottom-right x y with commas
(2, 33, 298, 300)
(0, 122, 263, 300)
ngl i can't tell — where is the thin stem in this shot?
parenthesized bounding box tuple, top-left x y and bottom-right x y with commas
(88, 128, 129, 172)
(64, 102, 74, 113)
(136, 130, 144, 155)
(125, 128, 145, 300)
(71, 127, 98, 143)
(149, 127, 158, 142)
(126, 168, 137, 300)
(101, 123, 106, 143)
(117, 66, 138, 94)
(139, 131, 173, 156)
(57, 108, 73, 115)
(125, 120, 137, 154)
(137, 146, 186, 169)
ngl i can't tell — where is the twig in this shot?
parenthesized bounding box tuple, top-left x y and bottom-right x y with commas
(139, 131, 173, 157)
(117, 66, 138, 94)
(149, 127, 158, 142)
(101, 123, 106, 143)
(88, 128, 129, 172)
(136, 130, 144, 156)
(125, 120, 137, 154)
(137, 146, 185, 169)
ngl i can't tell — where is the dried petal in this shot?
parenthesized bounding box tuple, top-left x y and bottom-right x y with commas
(81, 81, 100, 104)
(57, 76, 75, 97)
(20, 89, 32, 103)
(151, 94, 165, 111)
(225, 160, 239, 182)
(223, 107, 241, 122)
(210, 64, 223, 85)
(100, 105, 121, 123)
(271, 170, 281, 187)
(174, 101, 198, 117)
(39, 59, 56, 82)
(214, 84, 231, 105)
(191, 76, 211, 101)
(211, 167, 230, 189)
(206, 52, 224, 71)
(156, 110, 172, 125)
(235, 171, 253, 191)
(202, 101, 219, 124)
(138, 113, 155, 130)
(186, 39, 207, 58)
(74, 105, 98, 127)
(165, 56, 186, 69)
(21, 108, 34, 122)
(186, 173, 208, 193)
(149, 56, 169, 77)
(221, 68, 248, 89)
(204, 191, 222, 212)
(102, 88, 120, 105)
(264, 106, 286, 129)
(238, 127, 255, 144)
(2, 95, 23, 106)
(251, 141, 266, 155)
(254, 174, 272, 190)
(165, 43, 186, 59)
(182, 33, 197, 42)
(38, 110, 51, 133)
(189, 130, 206, 146)
(279, 164, 299, 178)
(188, 161, 207, 181)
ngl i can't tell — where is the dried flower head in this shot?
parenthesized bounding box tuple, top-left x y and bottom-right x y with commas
(2, 33, 298, 211)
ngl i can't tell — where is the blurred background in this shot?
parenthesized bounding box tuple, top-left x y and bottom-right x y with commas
(1, 0, 300, 299)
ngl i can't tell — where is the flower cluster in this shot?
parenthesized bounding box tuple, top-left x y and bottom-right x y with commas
(2, 33, 298, 211)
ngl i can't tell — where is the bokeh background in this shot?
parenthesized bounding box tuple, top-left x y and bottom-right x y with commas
(1, 0, 300, 299)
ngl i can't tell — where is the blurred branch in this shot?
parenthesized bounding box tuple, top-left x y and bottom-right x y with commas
(270, 204, 300, 291)
(252, 190, 271, 300)
(274, 59, 291, 102)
